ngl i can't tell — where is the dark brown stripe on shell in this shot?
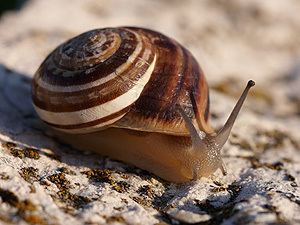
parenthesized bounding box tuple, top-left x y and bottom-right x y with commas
(188, 52, 209, 123)
(129, 27, 185, 121)
(116, 27, 210, 134)
(204, 89, 210, 122)
(128, 27, 206, 122)
(189, 49, 204, 115)
(171, 47, 193, 117)
(39, 28, 138, 86)
(44, 106, 131, 130)
(32, 36, 155, 112)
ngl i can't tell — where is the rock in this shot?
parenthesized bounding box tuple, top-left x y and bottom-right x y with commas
(0, 0, 300, 224)
(166, 208, 211, 223)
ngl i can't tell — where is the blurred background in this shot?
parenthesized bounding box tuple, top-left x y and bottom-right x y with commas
(0, 0, 299, 123)
(0, 1, 299, 224)
(0, 0, 27, 16)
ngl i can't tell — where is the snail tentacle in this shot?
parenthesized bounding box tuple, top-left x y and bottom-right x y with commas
(214, 80, 255, 148)
(177, 106, 206, 148)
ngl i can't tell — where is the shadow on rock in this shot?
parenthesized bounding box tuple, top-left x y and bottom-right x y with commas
(0, 64, 162, 174)
(0, 64, 35, 132)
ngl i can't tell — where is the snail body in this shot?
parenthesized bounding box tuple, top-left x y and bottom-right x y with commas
(32, 27, 254, 183)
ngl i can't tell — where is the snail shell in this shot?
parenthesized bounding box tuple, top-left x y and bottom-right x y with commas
(32, 27, 254, 183)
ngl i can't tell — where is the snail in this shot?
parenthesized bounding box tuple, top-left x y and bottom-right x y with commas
(32, 27, 255, 183)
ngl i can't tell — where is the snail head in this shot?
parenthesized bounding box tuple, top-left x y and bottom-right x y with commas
(178, 80, 255, 179)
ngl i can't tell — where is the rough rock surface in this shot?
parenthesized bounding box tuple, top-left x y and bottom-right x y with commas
(0, 0, 300, 224)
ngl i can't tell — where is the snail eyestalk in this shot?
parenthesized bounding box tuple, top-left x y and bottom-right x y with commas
(214, 80, 255, 148)
(177, 106, 206, 150)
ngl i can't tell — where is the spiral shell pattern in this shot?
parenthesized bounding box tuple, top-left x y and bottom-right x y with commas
(32, 27, 211, 134)
(33, 28, 156, 133)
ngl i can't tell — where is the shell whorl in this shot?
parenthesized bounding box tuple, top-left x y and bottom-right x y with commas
(32, 27, 156, 133)
(32, 27, 212, 135)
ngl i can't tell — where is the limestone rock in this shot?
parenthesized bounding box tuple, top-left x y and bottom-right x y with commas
(0, 0, 299, 224)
